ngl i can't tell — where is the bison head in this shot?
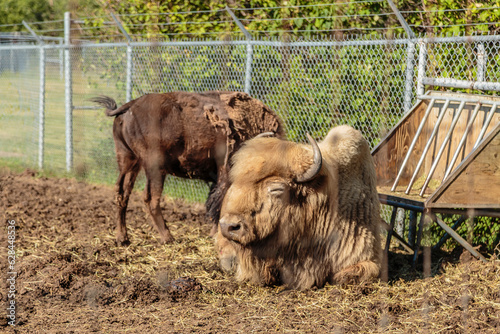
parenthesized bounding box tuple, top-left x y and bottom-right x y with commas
(215, 126, 382, 289)
(219, 134, 323, 246)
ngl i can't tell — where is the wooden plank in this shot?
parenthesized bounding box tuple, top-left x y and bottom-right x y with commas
(426, 122, 500, 209)
(372, 99, 428, 187)
(372, 91, 500, 198)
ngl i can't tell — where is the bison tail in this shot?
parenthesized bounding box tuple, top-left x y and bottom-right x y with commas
(90, 96, 130, 117)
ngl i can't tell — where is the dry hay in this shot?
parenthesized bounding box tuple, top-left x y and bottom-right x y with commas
(0, 169, 499, 333)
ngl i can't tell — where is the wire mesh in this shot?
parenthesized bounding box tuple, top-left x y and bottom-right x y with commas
(1, 31, 500, 203)
(131, 42, 247, 95)
(425, 37, 500, 84)
(249, 38, 415, 142)
(70, 45, 126, 182)
(0, 47, 39, 167)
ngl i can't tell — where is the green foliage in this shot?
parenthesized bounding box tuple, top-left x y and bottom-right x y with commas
(429, 214, 500, 254)
(71, 0, 500, 39)
(4, 0, 500, 37)
(248, 42, 409, 144)
(0, 0, 68, 32)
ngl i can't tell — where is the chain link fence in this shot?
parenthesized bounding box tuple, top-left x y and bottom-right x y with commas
(1, 31, 499, 202)
(0, 46, 39, 168)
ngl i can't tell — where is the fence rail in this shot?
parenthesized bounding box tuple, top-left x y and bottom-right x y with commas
(1, 12, 500, 202)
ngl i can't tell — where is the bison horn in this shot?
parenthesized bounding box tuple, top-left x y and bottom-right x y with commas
(253, 132, 275, 139)
(295, 133, 322, 183)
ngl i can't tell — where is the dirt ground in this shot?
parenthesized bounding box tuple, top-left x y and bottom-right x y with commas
(1, 169, 499, 333)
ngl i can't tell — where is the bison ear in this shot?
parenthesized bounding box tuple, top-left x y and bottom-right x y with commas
(267, 182, 286, 197)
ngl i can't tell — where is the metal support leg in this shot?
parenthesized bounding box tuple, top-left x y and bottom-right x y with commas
(408, 210, 417, 247)
(382, 207, 398, 282)
(433, 214, 487, 262)
(391, 232, 414, 254)
(385, 207, 398, 253)
(412, 212, 426, 269)
(381, 217, 414, 254)
(432, 215, 467, 251)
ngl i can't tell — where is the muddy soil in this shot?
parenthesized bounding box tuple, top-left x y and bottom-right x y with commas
(1, 170, 499, 333)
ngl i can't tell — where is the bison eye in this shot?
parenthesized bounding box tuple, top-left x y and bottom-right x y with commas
(267, 183, 285, 197)
(250, 203, 263, 217)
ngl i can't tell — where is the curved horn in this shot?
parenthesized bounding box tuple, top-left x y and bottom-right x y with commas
(295, 133, 322, 183)
(253, 132, 275, 139)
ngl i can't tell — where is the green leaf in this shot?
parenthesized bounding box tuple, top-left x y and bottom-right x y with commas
(295, 18, 303, 29)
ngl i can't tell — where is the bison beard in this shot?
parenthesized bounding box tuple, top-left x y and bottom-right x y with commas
(91, 91, 284, 245)
(215, 125, 382, 290)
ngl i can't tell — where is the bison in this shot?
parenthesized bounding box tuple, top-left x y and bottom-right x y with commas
(91, 91, 284, 245)
(215, 125, 382, 290)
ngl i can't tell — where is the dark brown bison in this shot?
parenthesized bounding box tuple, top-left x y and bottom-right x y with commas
(215, 125, 381, 290)
(92, 91, 284, 245)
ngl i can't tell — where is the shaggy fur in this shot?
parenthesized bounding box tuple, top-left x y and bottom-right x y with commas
(215, 125, 382, 289)
(92, 91, 284, 245)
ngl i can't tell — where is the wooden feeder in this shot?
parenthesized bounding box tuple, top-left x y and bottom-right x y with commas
(371, 91, 500, 262)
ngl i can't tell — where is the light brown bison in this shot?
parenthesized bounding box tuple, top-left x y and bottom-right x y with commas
(92, 91, 284, 245)
(215, 125, 381, 289)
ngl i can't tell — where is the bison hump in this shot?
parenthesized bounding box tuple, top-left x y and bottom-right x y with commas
(219, 92, 283, 141)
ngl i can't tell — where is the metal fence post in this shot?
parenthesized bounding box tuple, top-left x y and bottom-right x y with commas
(416, 40, 427, 96)
(39, 47, 46, 169)
(22, 21, 45, 169)
(403, 41, 416, 112)
(10, 48, 14, 72)
(64, 12, 73, 171)
(225, 6, 253, 94)
(59, 38, 64, 80)
(386, 0, 416, 39)
(477, 43, 486, 82)
(387, 0, 417, 110)
(126, 45, 133, 101)
(386, 0, 426, 99)
(245, 43, 253, 94)
(244, 42, 253, 94)
(386, 0, 422, 103)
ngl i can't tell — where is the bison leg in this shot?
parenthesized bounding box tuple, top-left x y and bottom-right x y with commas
(115, 155, 140, 246)
(332, 261, 380, 285)
(206, 182, 224, 236)
(143, 168, 175, 244)
(206, 167, 230, 236)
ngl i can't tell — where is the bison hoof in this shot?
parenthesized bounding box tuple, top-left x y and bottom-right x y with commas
(116, 238, 131, 247)
(160, 234, 175, 244)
